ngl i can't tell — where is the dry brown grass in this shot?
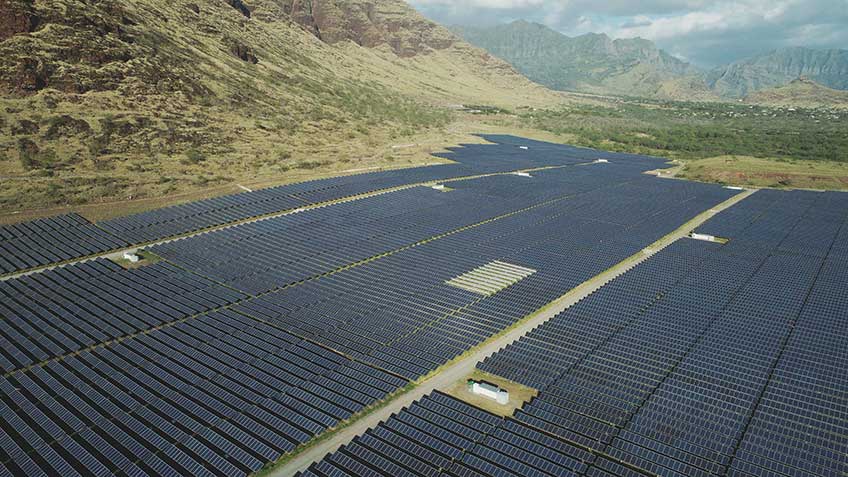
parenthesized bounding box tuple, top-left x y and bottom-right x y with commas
(681, 155, 848, 191)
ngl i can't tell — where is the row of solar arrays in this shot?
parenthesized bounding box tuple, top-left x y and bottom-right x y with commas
(0, 213, 127, 275)
(95, 166, 462, 245)
(221, 175, 737, 380)
(478, 189, 848, 477)
(0, 143, 726, 474)
(0, 259, 247, 373)
(0, 309, 408, 477)
(297, 391, 642, 477)
(152, 166, 732, 297)
(0, 135, 667, 276)
(0, 165, 729, 377)
(98, 133, 637, 246)
(147, 166, 615, 295)
(262, 188, 733, 381)
(147, 185, 522, 295)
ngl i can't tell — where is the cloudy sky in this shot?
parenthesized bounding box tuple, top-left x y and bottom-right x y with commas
(409, 0, 848, 67)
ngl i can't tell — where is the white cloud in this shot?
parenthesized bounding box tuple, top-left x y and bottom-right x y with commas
(410, 0, 848, 66)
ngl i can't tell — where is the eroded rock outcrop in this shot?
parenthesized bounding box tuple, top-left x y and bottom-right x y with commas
(0, 0, 39, 41)
(282, 0, 455, 57)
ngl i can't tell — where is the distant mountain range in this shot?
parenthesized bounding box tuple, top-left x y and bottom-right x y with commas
(452, 21, 848, 102)
(451, 21, 699, 98)
(707, 47, 848, 98)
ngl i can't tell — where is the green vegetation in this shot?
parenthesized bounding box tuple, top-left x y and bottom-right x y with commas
(523, 101, 848, 163)
(181, 149, 207, 165)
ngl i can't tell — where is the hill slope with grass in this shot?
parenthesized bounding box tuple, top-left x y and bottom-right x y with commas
(0, 0, 556, 213)
(743, 77, 848, 109)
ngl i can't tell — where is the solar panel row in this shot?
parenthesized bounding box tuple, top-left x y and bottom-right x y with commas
(152, 165, 735, 298)
(0, 214, 127, 275)
(0, 260, 246, 374)
(97, 134, 629, 246)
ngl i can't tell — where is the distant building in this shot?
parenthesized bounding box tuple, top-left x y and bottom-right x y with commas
(467, 379, 509, 404)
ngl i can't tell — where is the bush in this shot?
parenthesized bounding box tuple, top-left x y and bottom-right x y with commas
(181, 149, 207, 165)
(18, 139, 38, 170)
(294, 160, 326, 170)
(277, 149, 292, 161)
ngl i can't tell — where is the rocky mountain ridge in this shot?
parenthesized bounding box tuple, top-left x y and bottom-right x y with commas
(451, 21, 699, 98)
(452, 21, 848, 101)
(707, 47, 848, 98)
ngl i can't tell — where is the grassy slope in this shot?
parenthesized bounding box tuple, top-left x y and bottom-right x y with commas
(0, 0, 562, 218)
(683, 155, 848, 190)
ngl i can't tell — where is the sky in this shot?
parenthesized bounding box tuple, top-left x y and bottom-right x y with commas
(408, 0, 848, 67)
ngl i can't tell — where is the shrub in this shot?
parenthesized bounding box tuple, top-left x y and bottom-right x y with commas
(294, 160, 326, 170)
(181, 149, 207, 165)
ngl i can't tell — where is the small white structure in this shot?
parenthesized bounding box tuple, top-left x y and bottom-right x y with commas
(123, 252, 141, 263)
(431, 184, 447, 191)
(468, 380, 509, 405)
(691, 233, 717, 242)
(512, 172, 532, 178)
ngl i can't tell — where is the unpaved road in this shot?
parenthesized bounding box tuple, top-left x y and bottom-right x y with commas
(272, 188, 756, 476)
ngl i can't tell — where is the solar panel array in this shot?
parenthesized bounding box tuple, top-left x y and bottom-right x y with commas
(302, 188, 848, 477)
(473, 188, 848, 477)
(1, 137, 747, 476)
(1, 135, 646, 277)
(151, 166, 734, 296)
(97, 134, 629, 246)
(0, 308, 406, 477)
(151, 168, 735, 381)
(0, 214, 127, 275)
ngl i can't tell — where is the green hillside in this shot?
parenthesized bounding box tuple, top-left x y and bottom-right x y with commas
(452, 20, 701, 98)
(744, 77, 848, 108)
